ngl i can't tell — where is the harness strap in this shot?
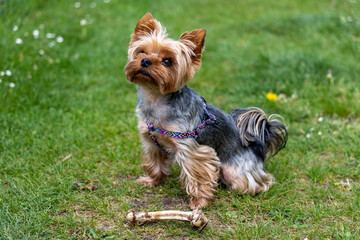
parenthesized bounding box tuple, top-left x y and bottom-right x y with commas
(149, 135, 171, 155)
(146, 97, 218, 155)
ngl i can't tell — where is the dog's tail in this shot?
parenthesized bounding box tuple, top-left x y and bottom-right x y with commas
(230, 108, 288, 160)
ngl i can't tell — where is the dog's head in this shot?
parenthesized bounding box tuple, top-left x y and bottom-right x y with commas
(124, 13, 206, 94)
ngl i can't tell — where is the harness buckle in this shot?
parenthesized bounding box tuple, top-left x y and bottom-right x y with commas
(147, 123, 155, 132)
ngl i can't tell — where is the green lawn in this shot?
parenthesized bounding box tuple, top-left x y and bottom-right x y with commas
(1, 0, 360, 239)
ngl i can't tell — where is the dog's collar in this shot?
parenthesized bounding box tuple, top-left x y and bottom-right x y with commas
(146, 97, 218, 155)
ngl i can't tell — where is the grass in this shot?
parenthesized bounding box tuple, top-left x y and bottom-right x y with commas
(1, 0, 360, 239)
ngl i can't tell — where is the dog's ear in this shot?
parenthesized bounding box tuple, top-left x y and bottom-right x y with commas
(130, 12, 162, 45)
(179, 29, 206, 68)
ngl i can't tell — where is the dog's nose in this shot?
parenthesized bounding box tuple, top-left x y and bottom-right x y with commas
(140, 58, 152, 68)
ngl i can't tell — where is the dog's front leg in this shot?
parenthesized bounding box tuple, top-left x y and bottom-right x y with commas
(175, 139, 220, 209)
(136, 118, 172, 187)
(137, 135, 171, 187)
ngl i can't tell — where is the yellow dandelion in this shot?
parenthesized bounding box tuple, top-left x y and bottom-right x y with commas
(266, 91, 278, 101)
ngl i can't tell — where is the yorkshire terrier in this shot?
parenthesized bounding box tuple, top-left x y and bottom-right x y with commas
(125, 13, 288, 209)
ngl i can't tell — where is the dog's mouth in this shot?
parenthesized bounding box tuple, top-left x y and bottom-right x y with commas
(137, 70, 152, 78)
(135, 70, 157, 84)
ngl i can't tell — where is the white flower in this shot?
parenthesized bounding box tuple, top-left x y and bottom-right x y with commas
(49, 41, 56, 48)
(74, 2, 81, 8)
(9, 82, 15, 88)
(318, 131, 322, 136)
(13, 25, 18, 31)
(104, 0, 111, 3)
(326, 69, 332, 79)
(33, 29, 39, 39)
(310, 127, 314, 132)
(39, 49, 45, 55)
(90, 2, 96, 8)
(15, 38, 23, 44)
(80, 19, 87, 26)
(306, 133, 311, 138)
(46, 33, 56, 39)
(27, 74, 32, 79)
(5, 70, 12, 76)
(318, 117, 323, 122)
(0, 71, 4, 76)
(56, 36, 64, 43)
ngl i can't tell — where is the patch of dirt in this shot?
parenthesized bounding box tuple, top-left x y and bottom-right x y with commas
(161, 196, 188, 210)
(319, 152, 331, 159)
(67, 228, 84, 235)
(95, 216, 120, 232)
(128, 198, 152, 210)
(207, 213, 235, 232)
(74, 205, 97, 221)
(115, 174, 137, 181)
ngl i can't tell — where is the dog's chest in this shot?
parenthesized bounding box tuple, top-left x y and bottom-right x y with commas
(137, 101, 170, 128)
(136, 105, 179, 156)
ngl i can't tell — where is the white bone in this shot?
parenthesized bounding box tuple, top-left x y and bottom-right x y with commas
(126, 209, 208, 231)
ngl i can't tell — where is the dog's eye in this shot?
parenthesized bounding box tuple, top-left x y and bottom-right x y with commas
(139, 50, 145, 54)
(162, 58, 172, 67)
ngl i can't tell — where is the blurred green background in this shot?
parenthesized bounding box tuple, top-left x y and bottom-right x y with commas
(1, 0, 359, 239)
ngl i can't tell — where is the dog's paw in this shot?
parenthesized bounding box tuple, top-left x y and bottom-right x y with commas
(136, 176, 159, 187)
(189, 197, 208, 210)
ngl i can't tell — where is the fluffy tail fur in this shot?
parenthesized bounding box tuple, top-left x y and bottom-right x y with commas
(230, 108, 288, 160)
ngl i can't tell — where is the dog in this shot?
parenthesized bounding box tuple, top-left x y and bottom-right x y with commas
(124, 13, 287, 209)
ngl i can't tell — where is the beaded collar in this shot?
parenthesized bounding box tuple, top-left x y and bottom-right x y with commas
(146, 97, 218, 155)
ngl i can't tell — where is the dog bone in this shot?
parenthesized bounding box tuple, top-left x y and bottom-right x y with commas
(125, 208, 208, 231)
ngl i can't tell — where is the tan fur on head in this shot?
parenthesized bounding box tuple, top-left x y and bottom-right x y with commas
(124, 12, 206, 94)
(130, 13, 163, 45)
(179, 29, 206, 69)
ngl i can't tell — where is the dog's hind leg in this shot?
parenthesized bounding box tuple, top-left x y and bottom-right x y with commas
(220, 154, 274, 196)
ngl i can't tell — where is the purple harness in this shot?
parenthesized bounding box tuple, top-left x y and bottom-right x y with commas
(146, 97, 218, 155)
